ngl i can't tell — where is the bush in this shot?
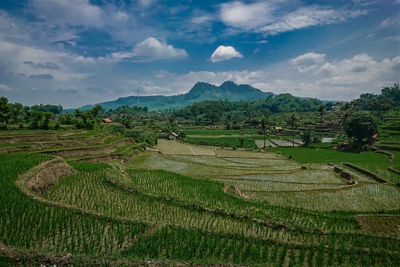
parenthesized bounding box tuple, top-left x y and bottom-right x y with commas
(0, 122, 7, 130)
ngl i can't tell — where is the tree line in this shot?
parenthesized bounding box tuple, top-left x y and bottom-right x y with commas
(0, 96, 104, 130)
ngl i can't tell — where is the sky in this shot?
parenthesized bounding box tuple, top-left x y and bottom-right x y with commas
(0, 0, 399, 108)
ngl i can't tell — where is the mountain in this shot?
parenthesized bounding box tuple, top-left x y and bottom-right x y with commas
(79, 81, 273, 112)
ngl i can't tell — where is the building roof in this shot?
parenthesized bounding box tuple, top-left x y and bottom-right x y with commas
(102, 118, 112, 123)
(274, 126, 282, 130)
(169, 132, 178, 137)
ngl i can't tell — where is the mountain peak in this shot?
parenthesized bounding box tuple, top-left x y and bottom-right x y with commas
(220, 81, 237, 88)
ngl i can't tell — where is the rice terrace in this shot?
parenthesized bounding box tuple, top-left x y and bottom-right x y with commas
(1, 0, 400, 266)
(0, 103, 400, 266)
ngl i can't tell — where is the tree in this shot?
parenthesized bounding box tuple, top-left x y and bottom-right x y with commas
(300, 130, 322, 147)
(300, 129, 312, 147)
(343, 112, 378, 144)
(10, 103, 24, 124)
(89, 105, 103, 120)
(29, 110, 44, 129)
(42, 112, 54, 129)
(287, 113, 299, 147)
(0, 97, 11, 123)
(317, 105, 325, 122)
(259, 116, 270, 149)
(121, 115, 134, 129)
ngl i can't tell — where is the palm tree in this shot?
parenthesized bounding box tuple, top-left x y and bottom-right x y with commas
(287, 113, 299, 147)
(259, 116, 269, 149)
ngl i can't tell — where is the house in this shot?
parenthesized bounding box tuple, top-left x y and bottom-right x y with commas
(168, 132, 178, 140)
(102, 118, 112, 123)
(274, 126, 282, 130)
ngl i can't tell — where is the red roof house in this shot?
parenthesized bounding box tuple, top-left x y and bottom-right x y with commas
(102, 118, 112, 123)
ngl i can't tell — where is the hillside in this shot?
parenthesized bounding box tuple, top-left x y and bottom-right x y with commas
(79, 81, 273, 112)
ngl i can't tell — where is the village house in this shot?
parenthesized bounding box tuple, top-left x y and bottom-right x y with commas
(168, 132, 178, 140)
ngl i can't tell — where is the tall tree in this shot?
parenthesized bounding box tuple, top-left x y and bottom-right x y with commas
(287, 113, 299, 147)
(318, 105, 326, 122)
(259, 116, 270, 149)
(0, 97, 11, 123)
(343, 112, 378, 144)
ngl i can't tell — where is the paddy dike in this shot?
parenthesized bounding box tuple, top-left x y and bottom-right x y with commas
(0, 133, 109, 144)
(42, 139, 134, 158)
(0, 135, 115, 153)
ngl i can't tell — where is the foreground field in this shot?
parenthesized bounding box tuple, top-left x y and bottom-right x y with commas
(1, 131, 399, 266)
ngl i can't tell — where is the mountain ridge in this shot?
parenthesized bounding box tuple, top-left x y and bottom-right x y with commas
(79, 81, 273, 112)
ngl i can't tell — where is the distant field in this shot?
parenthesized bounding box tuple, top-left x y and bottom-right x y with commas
(268, 147, 400, 184)
(182, 129, 259, 135)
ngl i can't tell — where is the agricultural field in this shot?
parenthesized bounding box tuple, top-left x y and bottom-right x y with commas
(0, 130, 400, 266)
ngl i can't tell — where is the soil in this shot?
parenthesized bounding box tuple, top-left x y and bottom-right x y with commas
(355, 214, 400, 237)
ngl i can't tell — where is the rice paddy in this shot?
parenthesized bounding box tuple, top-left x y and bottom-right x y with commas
(0, 131, 399, 266)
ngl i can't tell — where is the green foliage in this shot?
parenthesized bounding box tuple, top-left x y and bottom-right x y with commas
(31, 104, 63, 114)
(106, 124, 158, 147)
(74, 105, 103, 130)
(351, 84, 399, 118)
(343, 112, 378, 143)
(300, 129, 313, 146)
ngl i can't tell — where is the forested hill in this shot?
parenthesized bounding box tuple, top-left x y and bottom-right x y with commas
(173, 93, 325, 125)
(79, 81, 273, 112)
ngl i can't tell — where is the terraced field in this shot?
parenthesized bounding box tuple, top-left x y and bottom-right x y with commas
(1, 132, 400, 266)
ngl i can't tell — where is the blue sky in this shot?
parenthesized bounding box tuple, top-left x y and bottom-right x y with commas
(0, 0, 398, 108)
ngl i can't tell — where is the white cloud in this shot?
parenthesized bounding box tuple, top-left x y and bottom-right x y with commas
(0, 40, 89, 82)
(31, 0, 103, 27)
(290, 52, 326, 72)
(112, 37, 187, 62)
(219, 1, 367, 35)
(315, 54, 400, 87)
(139, 0, 156, 7)
(0, 84, 12, 91)
(192, 14, 214, 25)
(261, 6, 366, 35)
(220, 1, 275, 30)
(380, 16, 399, 28)
(211, 45, 243, 62)
(113, 11, 128, 22)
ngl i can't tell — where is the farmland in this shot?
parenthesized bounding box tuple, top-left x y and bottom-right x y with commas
(0, 129, 399, 266)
